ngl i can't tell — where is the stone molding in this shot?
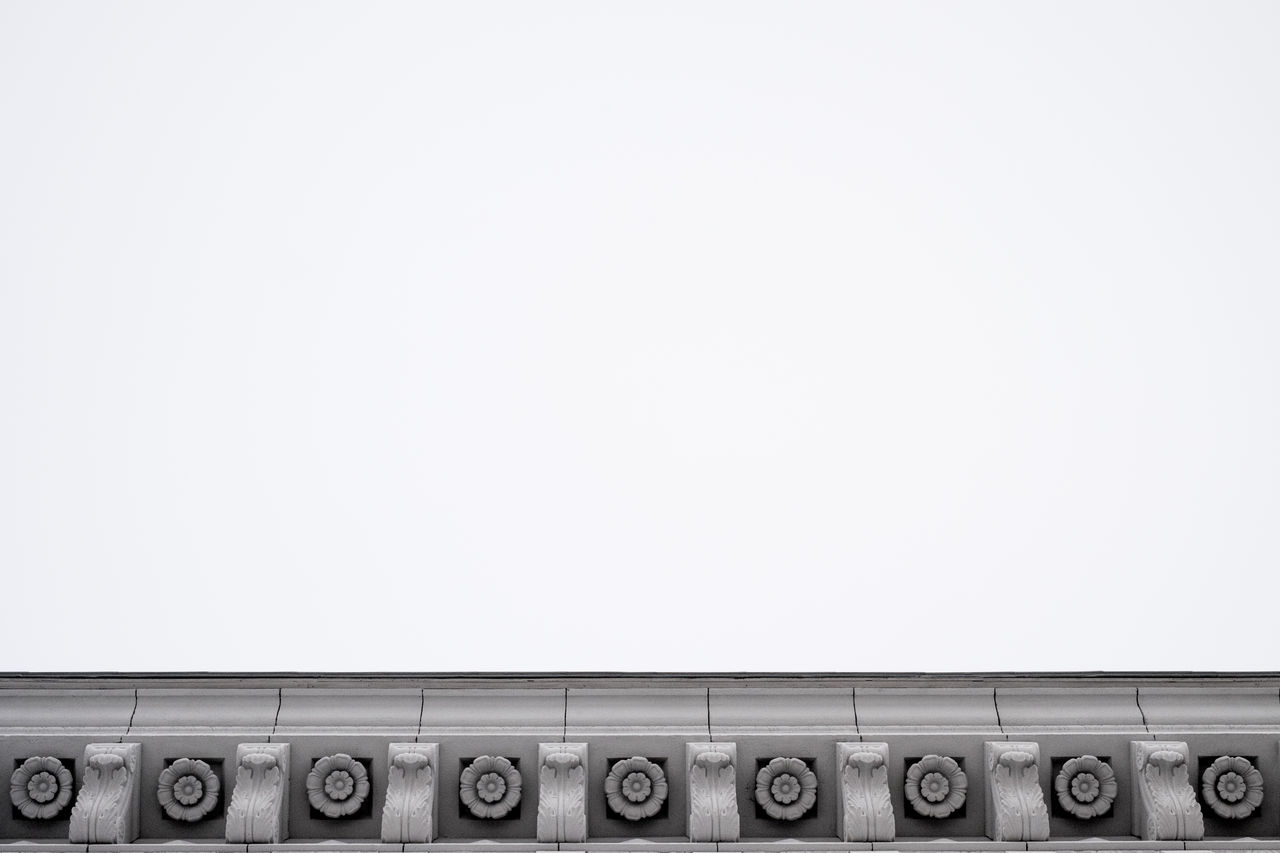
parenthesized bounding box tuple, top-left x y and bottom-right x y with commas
(2, 675, 1278, 847)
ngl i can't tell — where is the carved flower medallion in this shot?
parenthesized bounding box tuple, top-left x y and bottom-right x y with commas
(477, 772, 505, 802)
(905, 755, 967, 818)
(307, 754, 370, 818)
(755, 757, 818, 821)
(157, 757, 221, 822)
(1202, 755, 1264, 819)
(1055, 755, 1117, 819)
(460, 755, 522, 819)
(605, 756, 668, 820)
(9, 756, 74, 820)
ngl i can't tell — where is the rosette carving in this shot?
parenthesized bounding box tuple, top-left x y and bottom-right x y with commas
(984, 742, 1049, 841)
(755, 757, 818, 821)
(1055, 755, 1117, 819)
(1201, 755, 1263, 820)
(460, 755, 522, 819)
(687, 742, 740, 842)
(606, 756, 668, 820)
(69, 743, 142, 844)
(1131, 741, 1204, 840)
(9, 756, 74, 820)
(905, 755, 967, 818)
(225, 743, 289, 843)
(381, 743, 438, 842)
(837, 742, 894, 842)
(307, 754, 370, 818)
(537, 743, 587, 842)
(157, 758, 221, 822)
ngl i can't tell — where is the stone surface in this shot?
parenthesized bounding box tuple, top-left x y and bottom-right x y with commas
(1136, 689, 1280, 732)
(1, 675, 1280, 849)
(837, 742, 894, 842)
(983, 741, 1049, 841)
(224, 743, 289, 844)
(686, 742, 739, 843)
(535, 742, 586, 843)
(995, 688, 1145, 733)
(1130, 740, 1204, 841)
(68, 743, 142, 844)
(380, 742, 438, 843)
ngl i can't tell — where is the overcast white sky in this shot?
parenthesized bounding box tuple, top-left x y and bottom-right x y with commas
(2, 2, 1278, 672)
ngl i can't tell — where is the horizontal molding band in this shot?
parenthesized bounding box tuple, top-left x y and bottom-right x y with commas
(2, 677, 1279, 848)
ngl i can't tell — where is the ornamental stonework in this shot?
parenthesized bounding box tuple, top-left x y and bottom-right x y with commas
(0, 675, 1275, 848)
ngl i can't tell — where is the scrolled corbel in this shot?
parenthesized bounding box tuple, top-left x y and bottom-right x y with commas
(1131, 740, 1204, 840)
(68, 743, 142, 844)
(837, 742, 894, 842)
(382, 743, 438, 842)
(984, 741, 1049, 841)
(687, 742, 739, 842)
(536, 742, 587, 843)
(225, 743, 290, 843)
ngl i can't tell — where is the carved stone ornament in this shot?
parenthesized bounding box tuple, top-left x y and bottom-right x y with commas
(687, 742, 740, 842)
(1201, 755, 1264, 820)
(836, 742, 894, 842)
(537, 743, 587, 843)
(225, 743, 290, 844)
(905, 754, 967, 819)
(605, 756, 668, 820)
(1131, 740, 1204, 840)
(9, 756, 74, 820)
(157, 758, 221, 822)
(1055, 755, 1117, 819)
(68, 742, 142, 844)
(984, 742, 1049, 841)
(381, 743, 438, 843)
(460, 755, 522, 819)
(755, 756, 818, 821)
(306, 754, 370, 819)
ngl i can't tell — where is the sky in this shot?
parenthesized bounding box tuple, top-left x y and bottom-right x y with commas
(1, 2, 1278, 672)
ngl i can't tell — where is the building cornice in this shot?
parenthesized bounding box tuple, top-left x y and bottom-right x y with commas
(2, 674, 1278, 851)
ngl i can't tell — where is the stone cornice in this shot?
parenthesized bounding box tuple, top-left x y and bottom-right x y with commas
(2, 674, 1279, 850)
(5, 672, 1280, 687)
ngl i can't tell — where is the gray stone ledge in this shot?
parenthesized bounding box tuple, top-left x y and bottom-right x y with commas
(3, 676, 1280, 849)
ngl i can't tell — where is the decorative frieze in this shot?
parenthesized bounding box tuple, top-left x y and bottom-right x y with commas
(836, 741, 894, 842)
(984, 741, 1049, 841)
(6, 676, 1280, 849)
(68, 742, 142, 844)
(536, 742, 587, 842)
(1131, 740, 1204, 840)
(687, 742, 740, 842)
(381, 743, 438, 842)
(225, 743, 290, 843)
